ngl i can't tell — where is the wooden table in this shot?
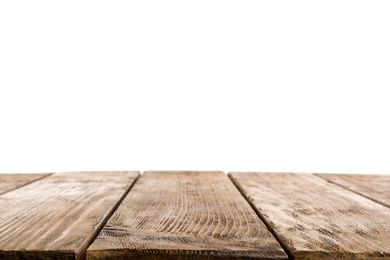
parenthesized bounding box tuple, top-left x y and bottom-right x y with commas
(0, 171, 389, 259)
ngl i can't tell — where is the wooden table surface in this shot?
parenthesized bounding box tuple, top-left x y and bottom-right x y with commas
(0, 171, 389, 259)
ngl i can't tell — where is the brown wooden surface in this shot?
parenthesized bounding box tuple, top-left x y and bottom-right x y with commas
(87, 171, 287, 259)
(0, 173, 51, 195)
(229, 172, 390, 259)
(0, 171, 139, 259)
(316, 173, 390, 209)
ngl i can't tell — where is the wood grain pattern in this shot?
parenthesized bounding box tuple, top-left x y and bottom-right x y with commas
(229, 172, 390, 260)
(0, 171, 139, 259)
(0, 173, 51, 195)
(87, 171, 287, 259)
(316, 173, 390, 209)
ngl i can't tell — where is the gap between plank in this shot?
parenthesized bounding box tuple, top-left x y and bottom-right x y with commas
(315, 174, 390, 210)
(77, 173, 141, 260)
(228, 174, 295, 260)
(0, 173, 54, 196)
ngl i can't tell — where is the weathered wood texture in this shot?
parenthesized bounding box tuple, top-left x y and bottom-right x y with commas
(0, 171, 139, 259)
(87, 171, 287, 259)
(0, 173, 51, 195)
(316, 173, 390, 209)
(229, 172, 390, 260)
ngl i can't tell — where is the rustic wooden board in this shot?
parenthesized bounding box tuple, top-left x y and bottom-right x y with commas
(0, 173, 51, 195)
(229, 172, 390, 259)
(316, 173, 390, 209)
(0, 171, 139, 259)
(87, 171, 287, 259)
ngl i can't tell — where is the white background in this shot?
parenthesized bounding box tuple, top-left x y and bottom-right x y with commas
(0, 1, 389, 174)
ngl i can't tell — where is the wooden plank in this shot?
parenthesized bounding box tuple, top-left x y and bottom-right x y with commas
(0, 171, 139, 259)
(0, 173, 51, 195)
(229, 172, 390, 259)
(87, 171, 287, 259)
(315, 173, 390, 208)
